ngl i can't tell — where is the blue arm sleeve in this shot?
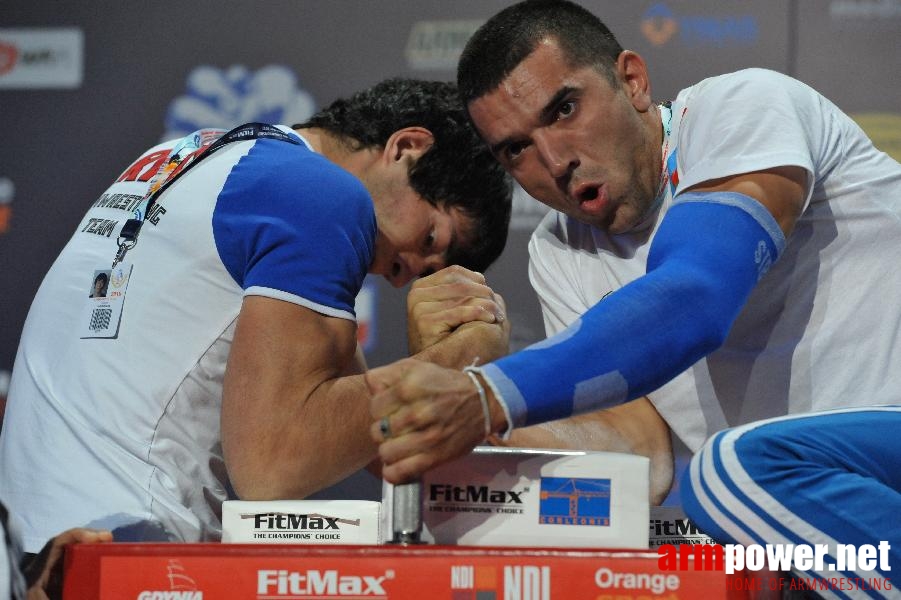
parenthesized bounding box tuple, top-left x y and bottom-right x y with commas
(477, 191, 786, 428)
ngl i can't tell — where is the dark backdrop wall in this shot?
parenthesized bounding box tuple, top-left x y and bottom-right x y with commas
(2, 0, 900, 501)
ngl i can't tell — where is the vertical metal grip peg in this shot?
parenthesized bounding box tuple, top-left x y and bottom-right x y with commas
(390, 479, 426, 545)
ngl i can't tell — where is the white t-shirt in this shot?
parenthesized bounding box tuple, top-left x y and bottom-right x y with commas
(0, 127, 376, 551)
(529, 69, 901, 451)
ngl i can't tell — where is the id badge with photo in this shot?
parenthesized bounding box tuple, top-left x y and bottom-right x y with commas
(79, 263, 134, 339)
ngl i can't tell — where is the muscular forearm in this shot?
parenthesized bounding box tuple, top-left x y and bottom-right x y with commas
(226, 372, 379, 501)
(227, 295, 507, 500)
(493, 397, 674, 505)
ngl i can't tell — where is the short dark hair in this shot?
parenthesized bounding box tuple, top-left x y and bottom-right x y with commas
(297, 78, 512, 273)
(458, 0, 623, 106)
(94, 272, 109, 285)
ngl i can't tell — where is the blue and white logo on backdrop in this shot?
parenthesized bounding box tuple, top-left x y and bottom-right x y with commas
(162, 65, 316, 142)
(641, 3, 758, 48)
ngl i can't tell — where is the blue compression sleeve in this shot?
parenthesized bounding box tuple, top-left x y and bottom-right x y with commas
(477, 191, 786, 428)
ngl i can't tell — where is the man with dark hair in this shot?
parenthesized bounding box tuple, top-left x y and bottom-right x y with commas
(367, 0, 901, 584)
(0, 78, 512, 550)
(300, 79, 510, 276)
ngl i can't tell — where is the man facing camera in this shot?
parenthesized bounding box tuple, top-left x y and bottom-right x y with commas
(367, 0, 901, 586)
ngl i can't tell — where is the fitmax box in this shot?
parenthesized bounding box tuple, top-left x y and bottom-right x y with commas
(649, 505, 716, 548)
(222, 499, 382, 545)
(382, 447, 649, 548)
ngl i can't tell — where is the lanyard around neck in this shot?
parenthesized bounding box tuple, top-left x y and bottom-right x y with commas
(112, 123, 300, 268)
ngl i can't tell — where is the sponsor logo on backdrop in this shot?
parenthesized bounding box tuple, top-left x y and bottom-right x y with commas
(405, 20, 483, 71)
(852, 113, 901, 161)
(641, 4, 680, 46)
(640, 3, 758, 47)
(242, 511, 360, 542)
(162, 65, 316, 142)
(0, 177, 14, 235)
(538, 477, 611, 526)
(830, 0, 901, 18)
(0, 28, 83, 88)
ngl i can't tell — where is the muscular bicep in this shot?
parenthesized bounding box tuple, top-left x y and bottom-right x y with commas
(221, 295, 358, 497)
(686, 165, 807, 237)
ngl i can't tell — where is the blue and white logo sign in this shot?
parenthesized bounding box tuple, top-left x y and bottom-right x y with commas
(162, 65, 316, 141)
(538, 477, 611, 526)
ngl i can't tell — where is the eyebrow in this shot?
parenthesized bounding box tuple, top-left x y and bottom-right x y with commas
(488, 85, 576, 156)
(539, 86, 576, 122)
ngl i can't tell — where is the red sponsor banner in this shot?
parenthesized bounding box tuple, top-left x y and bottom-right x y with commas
(64, 543, 765, 599)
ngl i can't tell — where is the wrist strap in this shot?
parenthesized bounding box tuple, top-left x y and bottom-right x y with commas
(463, 367, 491, 438)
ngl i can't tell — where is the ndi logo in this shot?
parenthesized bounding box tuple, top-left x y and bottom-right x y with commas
(504, 566, 550, 600)
(161, 65, 316, 142)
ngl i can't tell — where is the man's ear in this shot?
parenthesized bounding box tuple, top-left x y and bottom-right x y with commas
(617, 50, 653, 112)
(384, 127, 435, 164)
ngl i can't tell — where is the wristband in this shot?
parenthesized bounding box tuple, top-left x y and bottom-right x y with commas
(463, 367, 492, 438)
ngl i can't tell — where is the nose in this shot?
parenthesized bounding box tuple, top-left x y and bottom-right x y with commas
(387, 254, 440, 288)
(533, 130, 577, 180)
(386, 260, 413, 288)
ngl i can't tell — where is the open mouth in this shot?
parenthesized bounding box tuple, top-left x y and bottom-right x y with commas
(579, 186, 599, 202)
(576, 184, 607, 215)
